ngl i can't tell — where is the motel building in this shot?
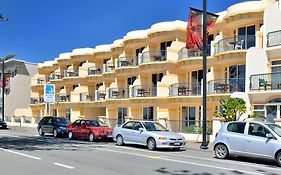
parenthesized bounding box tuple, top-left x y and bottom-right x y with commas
(29, 0, 281, 139)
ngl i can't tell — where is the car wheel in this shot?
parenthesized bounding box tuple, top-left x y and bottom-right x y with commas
(276, 152, 281, 167)
(214, 144, 229, 159)
(89, 132, 95, 142)
(53, 129, 59, 138)
(116, 135, 124, 146)
(38, 128, 44, 136)
(147, 138, 156, 150)
(68, 131, 73, 139)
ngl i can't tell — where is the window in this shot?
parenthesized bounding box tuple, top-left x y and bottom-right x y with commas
(248, 123, 270, 138)
(53, 109, 58, 116)
(123, 121, 134, 130)
(96, 83, 103, 90)
(152, 73, 163, 86)
(72, 84, 78, 90)
(192, 70, 203, 83)
(136, 47, 145, 65)
(128, 77, 136, 86)
(160, 41, 172, 51)
(133, 122, 143, 131)
(271, 60, 281, 73)
(227, 122, 246, 134)
(237, 25, 255, 49)
(182, 107, 196, 126)
(143, 107, 154, 121)
(73, 120, 81, 126)
(253, 105, 265, 117)
(66, 108, 71, 121)
(117, 108, 127, 125)
(14, 69, 17, 76)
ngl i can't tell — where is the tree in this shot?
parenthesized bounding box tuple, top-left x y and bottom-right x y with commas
(214, 98, 247, 122)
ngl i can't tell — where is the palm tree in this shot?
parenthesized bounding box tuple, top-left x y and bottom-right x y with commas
(214, 98, 246, 122)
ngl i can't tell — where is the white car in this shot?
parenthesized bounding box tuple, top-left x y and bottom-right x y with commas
(112, 120, 186, 150)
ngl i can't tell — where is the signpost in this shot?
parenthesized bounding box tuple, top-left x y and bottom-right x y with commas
(44, 84, 55, 116)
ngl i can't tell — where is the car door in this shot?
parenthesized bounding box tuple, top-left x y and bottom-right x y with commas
(224, 122, 246, 155)
(131, 122, 146, 144)
(80, 120, 89, 139)
(244, 123, 275, 159)
(121, 121, 135, 143)
(42, 117, 53, 133)
(71, 120, 81, 138)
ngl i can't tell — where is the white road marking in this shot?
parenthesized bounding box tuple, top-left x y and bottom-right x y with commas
(53, 162, 75, 169)
(0, 148, 41, 160)
(93, 147, 266, 175)
(0, 133, 21, 138)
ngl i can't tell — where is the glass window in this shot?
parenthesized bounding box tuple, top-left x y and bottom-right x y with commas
(182, 107, 196, 126)
(266, 124, 281, 137)
(143, 107, 154, 121)
(248, 123, 270, 138)
(254, 105, 264, 110)
(54, 118, 70, 124)
(66, 108, 71, 121)
(123, 121, 134, 130)
(143, 122, 167, 131)
(266, 105, 277, 123)
(73, 120, 81, 126)
(227, 122, 246, 134)
(117, 108, 127, 125)
(133, 122, 143, 130)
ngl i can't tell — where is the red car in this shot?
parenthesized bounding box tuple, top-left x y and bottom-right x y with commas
(67, 119, 113, 142)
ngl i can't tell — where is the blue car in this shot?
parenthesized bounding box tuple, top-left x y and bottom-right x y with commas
(37, 116, 70, 137)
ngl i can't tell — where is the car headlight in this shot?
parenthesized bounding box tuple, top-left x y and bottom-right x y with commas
(59, 126, 66, 130)
(158, 137, 167, 140)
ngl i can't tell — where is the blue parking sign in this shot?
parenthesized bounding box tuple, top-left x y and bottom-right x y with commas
(44, 84, 55, 103)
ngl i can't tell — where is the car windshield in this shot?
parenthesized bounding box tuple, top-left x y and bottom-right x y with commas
(86, 120, 107, 127)
(54, 118, 70, 124)
(142, 122, 168, 131)
(266, 124, 281, 137)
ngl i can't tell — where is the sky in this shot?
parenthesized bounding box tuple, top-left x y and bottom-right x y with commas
(0, 0, 247, 63)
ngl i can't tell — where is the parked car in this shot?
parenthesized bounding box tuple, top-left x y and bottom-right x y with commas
(112, 120, 186, 150)
(214, 121, 281, 166)
(37, 116, 70, 137)
(0, 119, 7, 129)
(67, 119, 113, 142)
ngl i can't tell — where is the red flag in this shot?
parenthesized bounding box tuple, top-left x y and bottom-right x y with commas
(0, 73, 11, 87)
(186, 8, 218, 49)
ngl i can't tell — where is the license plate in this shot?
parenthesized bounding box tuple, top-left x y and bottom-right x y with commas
(174, 142, 181, 146)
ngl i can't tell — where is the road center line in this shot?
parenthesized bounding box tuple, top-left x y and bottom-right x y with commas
(0, 148, 41, 160)
(94, 147, 264, 175)
(53, 162, 75, 169)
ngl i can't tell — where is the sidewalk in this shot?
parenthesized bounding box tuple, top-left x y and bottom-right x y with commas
(185, 141, 213, 152)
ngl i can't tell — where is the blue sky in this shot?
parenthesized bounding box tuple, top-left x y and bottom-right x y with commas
(0, 0, 245, 63)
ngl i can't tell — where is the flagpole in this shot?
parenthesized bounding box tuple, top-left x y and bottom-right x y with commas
(200, 0, 208, 149)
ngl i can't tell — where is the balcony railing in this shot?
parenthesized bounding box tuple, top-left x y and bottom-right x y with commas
(267, 30, 281, 47)
(108, 88, 129, 99)
(96, 91, 106, 100)
(140, 50, 167, 64)
(49, 73, 63, 80)
(214, 35, 255, 54)
(64, 69, 79, 77)
(131, 85, 157, 97)
(88, 66, 103, 75)
(56, 94, 71, 102)
(117, 56, 137, 67)
(250, 72, 281, 91)
(208, 78, 245, 94)
(30, 97, 44, 104)
(80, 93, 95, 102)
(169, 82, 201, 96)
(104, 63, 115, 73)
(178, 45, 210, 60)
(37, 78, 45, 84)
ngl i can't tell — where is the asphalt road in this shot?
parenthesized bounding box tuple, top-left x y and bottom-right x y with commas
(0, 127, 281, 175)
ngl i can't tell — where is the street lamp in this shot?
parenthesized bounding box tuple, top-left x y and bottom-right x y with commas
(0, 54, 16, 121)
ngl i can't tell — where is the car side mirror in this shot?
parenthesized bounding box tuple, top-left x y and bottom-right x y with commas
(266, 133, 273, 139)
(139, 128, 144, 132)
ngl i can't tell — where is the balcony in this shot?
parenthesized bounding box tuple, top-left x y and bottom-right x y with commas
(250, 72, 281, 91)
(37, 78, 45, 85)
(267, 30, 281, 47)
(169, 82, 201, 96)
(117, 56, 137, 68)
(208, 78, 245, 94)
(108, 88, 129, 99)
(131, 85, 157, 97)
(64, 69, 79, 77)
(140, 50, 167, 64)
(80, 93, 95, 102)
(49, 73, 63, 81)
(56, 94, 71, 102)
(30, 97, 44, 104)
(104, 62, 115, 73)
(178, 45, 210, 60)
(96, 91, 106, 100)
(214, 35, 255, 54)
(88, 66, 103, 75)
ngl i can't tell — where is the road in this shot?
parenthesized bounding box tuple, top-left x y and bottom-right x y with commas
(0, 127, 281, 175)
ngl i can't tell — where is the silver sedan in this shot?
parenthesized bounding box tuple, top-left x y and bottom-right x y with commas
(112, 120, 186, 150)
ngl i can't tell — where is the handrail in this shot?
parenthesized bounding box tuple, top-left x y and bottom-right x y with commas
(267, 30, 281, 47)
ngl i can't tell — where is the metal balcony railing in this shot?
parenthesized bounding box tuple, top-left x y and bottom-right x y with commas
(117, 56, 138, 67)
(208, 78, 245, 94)
(250, 72, 281, 91)
(30, 97, 44, 104)
(88, 66, 103, 75)
(140, 50, 167, 64)
(56, 94, 71, 102)
(131, 85, 157, 97)
(267, 30, 281, 47)
(169, 82, 201, 96)
(80, 93, 95, 102)
(178, 45, 210, 60)
(37, 78, 45, 84)
(104, 63, 115, 73)
(214, 35, 255, 54)
(96, 91, 106, 100)
(108, 88, 129, 99)
(64, 69, 79, 77)
(49, 73, 63, 80)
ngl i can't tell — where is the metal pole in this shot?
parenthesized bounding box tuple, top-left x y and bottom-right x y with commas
(200, 0, 208, 149)
(1, 60, 5, 121)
